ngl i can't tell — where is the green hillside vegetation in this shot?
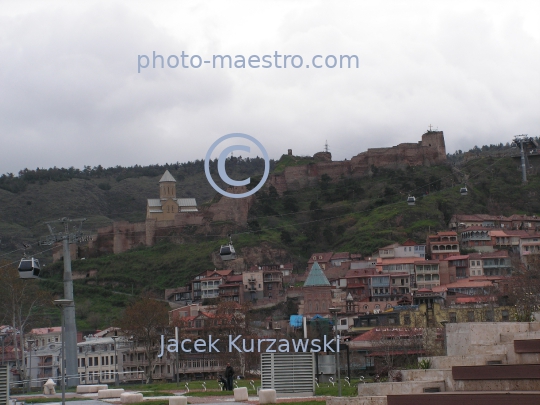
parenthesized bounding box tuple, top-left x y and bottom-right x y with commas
(0, 157, 271, 245)
(1, 143, 539, 331)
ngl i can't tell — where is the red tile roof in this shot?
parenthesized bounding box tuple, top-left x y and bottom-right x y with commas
(308, 252, 334, 264)
(402, 239, 418, 246)
(444, 255, 470, 261)
(345, 268, 376, 278)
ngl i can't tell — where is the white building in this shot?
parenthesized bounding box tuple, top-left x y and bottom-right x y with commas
(77, 336, 126, 385)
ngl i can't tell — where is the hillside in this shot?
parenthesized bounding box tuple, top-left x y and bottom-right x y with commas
(1, 145, 539, 332)
(0, 157, 270, 248)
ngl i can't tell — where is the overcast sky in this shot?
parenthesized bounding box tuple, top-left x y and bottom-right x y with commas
(1, 0, 539, 174)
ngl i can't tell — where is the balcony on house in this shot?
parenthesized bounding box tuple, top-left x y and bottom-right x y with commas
(219, 287, 239, 296)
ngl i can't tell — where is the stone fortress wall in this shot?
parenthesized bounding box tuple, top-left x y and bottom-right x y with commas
(269, 131, 446, 193)
(67, 130, 446, 258)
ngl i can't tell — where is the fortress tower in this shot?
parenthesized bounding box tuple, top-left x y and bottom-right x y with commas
(421, 130, 446, 158)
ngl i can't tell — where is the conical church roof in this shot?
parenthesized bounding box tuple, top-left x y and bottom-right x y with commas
(159, 170, 176, 183)
(304, 262, 331, 287)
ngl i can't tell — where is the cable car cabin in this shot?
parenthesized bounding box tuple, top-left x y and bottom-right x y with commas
(219, 244, 236, 261)
(407, 196, 416, 206)
(460, 187, 468, 196)
(18, 257, 41, 279)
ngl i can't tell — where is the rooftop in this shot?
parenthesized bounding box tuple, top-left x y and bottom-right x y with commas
(304, 262, 331, 287)
(308, 252, 334, 264)
(402, 239, 419, 246)
(159, 170, 176, 183)
(331, 252, 351, 260)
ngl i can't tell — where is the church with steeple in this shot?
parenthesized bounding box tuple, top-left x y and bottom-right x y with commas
(146, 170, 198, 221)
(301, 261, 334, 316)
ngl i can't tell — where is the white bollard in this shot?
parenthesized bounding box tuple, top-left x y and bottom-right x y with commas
(97, 388, 125, 399)
(234, 387, 249, 401)
(77, 384, 108, 393)
(120, 393, 144, 404)
(169, 396, 188, 405)
(259, 389, 277, 404)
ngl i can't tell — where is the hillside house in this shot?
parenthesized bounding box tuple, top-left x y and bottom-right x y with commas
(427, 231, 459, 260)
(307, 252, 334, 270)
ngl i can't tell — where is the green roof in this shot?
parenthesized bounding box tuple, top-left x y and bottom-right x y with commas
(303, 262, 331, 287)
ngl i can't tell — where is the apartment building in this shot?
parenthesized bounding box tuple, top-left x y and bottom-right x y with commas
(414, 260, 440, 290)
(427, 231, 459, 260)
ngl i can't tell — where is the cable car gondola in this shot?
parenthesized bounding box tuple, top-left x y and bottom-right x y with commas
(460, 186, 468, 196)
(407, 195, 416, 206)
(18, 257, 41, 279)
(219, 235, 236, 261)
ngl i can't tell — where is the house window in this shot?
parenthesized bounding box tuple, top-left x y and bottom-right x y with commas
(467, 311, 475, 322)
(449, 312, 457, 323)
(501, 310, 509, 321)
(340, 319, 347, 326)
(404, 315, 411, 325)
(485, 310, 494, 322)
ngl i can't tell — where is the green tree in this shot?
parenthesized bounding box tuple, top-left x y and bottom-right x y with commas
(280, 230, 293, 244)
(283, 197, 299, 213)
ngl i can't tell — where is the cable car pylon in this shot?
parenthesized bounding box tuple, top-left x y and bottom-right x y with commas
(39, 217, 91, 387)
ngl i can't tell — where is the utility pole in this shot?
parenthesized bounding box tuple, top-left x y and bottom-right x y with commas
(512, 135, 539, 183)
(41, 218, 91, 387)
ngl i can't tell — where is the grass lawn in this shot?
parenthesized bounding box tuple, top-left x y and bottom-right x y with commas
(17, 398, 92, 403)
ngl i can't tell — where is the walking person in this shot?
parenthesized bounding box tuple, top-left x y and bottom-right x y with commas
(225, 363, 234, 391)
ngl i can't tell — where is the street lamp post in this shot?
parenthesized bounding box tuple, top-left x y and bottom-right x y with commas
(111, 336, 119, 387)
(55, 299, 74, 405)
(83, 345, 89, 385)
(27, 339, 35, 392)
(329, 308, 341, 397)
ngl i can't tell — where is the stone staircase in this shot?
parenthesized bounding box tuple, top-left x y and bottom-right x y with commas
(329, 322, 540, 405)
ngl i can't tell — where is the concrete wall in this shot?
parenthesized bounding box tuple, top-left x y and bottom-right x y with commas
(446, 322, 540, 357)
(419, 354, 507, 369)
(358, 381, 445, 396)
(390, 369, 455, 391)
(453, 379, 540, 392)
(328, 397, 387, 405)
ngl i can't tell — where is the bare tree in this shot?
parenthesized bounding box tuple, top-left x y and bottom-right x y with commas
(0, 264, 52, 384)
(371, 327, 425, 378)
(119, 295, 169, 383)
(508, 255, 540, 321)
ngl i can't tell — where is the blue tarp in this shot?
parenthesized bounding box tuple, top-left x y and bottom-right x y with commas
(289, 315, 303, 328)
